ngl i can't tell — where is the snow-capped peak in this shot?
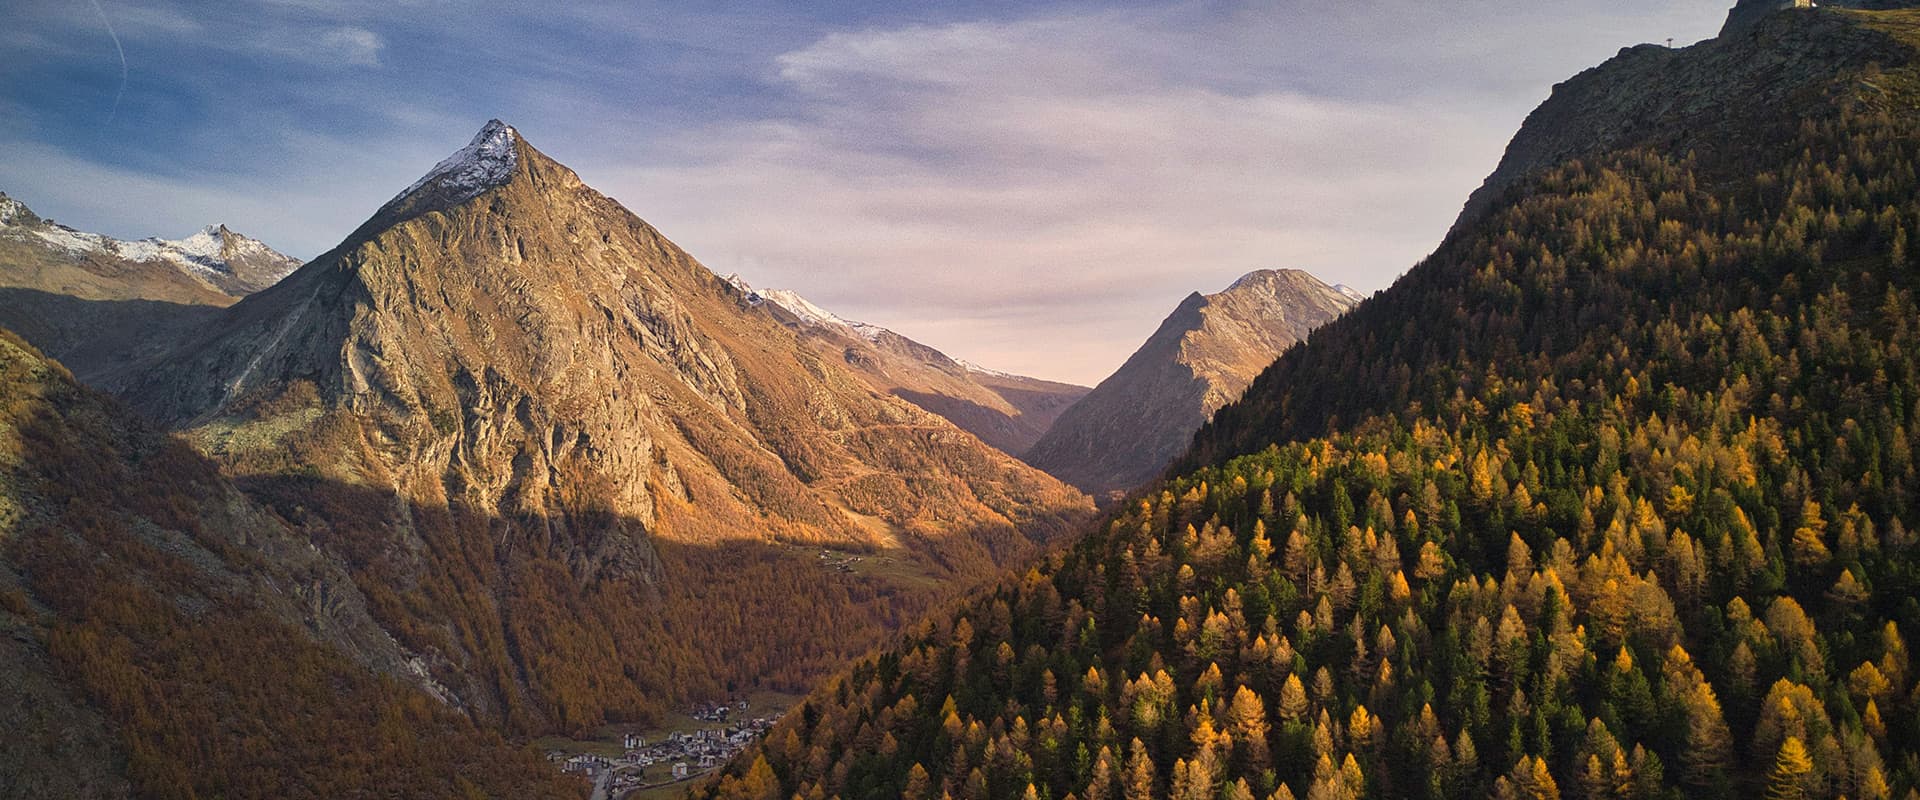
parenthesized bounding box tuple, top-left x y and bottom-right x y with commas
(723, 273, 764, 302)
(386, 119, 520, 209)
(1334, 284, 1366, 301)
(170, 225, 230, 262)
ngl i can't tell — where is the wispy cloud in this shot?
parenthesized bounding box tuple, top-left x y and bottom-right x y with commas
(0, 0, 1732, 384)
(315, 26, 384, 67)
(593, 2, 1727, 383)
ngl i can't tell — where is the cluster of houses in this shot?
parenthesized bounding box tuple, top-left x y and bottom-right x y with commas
(690, 698, 749, 723)
(552, 700, 780, 797)
(817, 549, 864, 573)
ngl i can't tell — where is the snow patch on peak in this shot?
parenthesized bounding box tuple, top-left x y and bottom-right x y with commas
(726, 274, 883, 340)
(761, 287, 850, 329)
(955, 359, 1016, 379)
(0, 189, 298, 289)
(387, 119, 520, 209)
(1334, 284, 1366, 302)
(116, 229, 233, 276)
(18, 215, 299, 284)
(32, 225, 107, 255)
(0, 194, 26, 226)
(847, 322, 891, 343)
(170, 225, 228, 262)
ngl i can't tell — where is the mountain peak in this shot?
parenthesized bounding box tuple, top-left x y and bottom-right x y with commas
(1222, 268, 1320, 293)
(1216, 269, 1353, 305)
(385, 119, 521, 211)
(0, 192, 29, 226)
(1024, 268, 1356, 498)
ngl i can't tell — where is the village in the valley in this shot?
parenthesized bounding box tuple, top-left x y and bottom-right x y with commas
(550, 698, 782, 799)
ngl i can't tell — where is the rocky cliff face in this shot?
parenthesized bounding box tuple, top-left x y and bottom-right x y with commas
(104, 121, 1092, 732)
(1022, 269, 1353, 499)
(728, 275, 1090, 456)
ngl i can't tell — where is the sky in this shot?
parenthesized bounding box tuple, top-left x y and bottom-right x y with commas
(1, 0, 1731, 386)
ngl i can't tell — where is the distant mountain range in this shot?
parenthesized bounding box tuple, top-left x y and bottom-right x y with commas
(725, 274, 1090, 456)
(0, 192, 300, 300)
(0, 192, 301, 386)
(1023, 268, 1357, 499)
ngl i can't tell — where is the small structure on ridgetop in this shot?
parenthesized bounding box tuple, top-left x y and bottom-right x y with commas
(1721, 0, 1816, 37)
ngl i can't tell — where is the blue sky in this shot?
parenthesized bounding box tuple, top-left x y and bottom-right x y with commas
(2, 0, 1730, 385)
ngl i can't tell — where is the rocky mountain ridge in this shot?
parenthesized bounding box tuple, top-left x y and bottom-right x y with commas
(727, 274, 1090, 456)
(0, 191, 301, 298)
(1022, 267, 1355, 499)
(0, 191, 302, 391)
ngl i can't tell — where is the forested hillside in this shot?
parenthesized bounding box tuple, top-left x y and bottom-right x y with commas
(696, 8, 1920, 800)
(0, 331, 578, 799)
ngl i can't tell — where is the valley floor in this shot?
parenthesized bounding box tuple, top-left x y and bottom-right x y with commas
(538, 690, 801, 800)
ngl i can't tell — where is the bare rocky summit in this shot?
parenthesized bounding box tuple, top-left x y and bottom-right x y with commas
(1722, 0, 1814, 37)
(1022, 268, 1354, 500)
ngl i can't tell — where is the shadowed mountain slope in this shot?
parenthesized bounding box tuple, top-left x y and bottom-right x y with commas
(0, 330, 578, 799)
